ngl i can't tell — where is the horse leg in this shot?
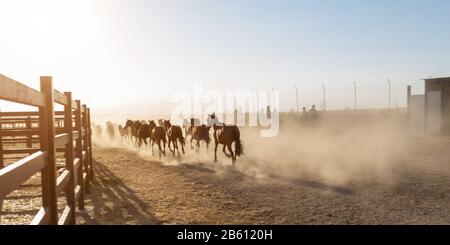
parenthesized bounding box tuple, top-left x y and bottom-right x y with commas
(151, 139, 155, 156)
(171, 139, 176, 156)
(190, 137, 194, 150)
(163, 138, 166, 156)
(222, 144, 231, 158)
(180, 137, 185, 154)
(167, 138, 172, 153)
(168, 138, 174, 153)
(174, 140, 180, 157)
(227, 144, 235, 165)
(196, 140, 200, 153)
(170, 139, 175, 154)
(156, 140, 161, 158)
(157, 140, 164, 158)
(214, 140, 219, 162)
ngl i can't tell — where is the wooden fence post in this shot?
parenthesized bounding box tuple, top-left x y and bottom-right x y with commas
(0, 113, 3, 214)
(38, 76, 58, 225)
(0, 74, 95, 225)
(75, 100, 85, 210)
(82, 105, 90, 194)
(64, 92, 76, 224)
(87, 108, 93, 180)
(0, 115, 3, 169)
(26, 116, 32, 148)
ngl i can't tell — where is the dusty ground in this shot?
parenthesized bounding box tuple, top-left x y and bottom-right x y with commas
(0, 152, 67, 225)
(1, 112, 449, 225)
(75, 137, 449, 225)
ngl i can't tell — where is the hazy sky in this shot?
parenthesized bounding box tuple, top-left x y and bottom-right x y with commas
(1, 0, 450, 113)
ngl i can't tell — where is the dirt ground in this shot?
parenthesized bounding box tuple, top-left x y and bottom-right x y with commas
(1, 112, 449, 225)
(75, 137, 449, 225)
(0, 153, 68, 225)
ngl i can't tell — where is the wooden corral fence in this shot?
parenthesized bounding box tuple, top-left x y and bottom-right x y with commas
(0, 74, 93, 225)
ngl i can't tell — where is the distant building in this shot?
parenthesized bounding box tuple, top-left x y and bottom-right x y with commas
(408, 77, 450, 135)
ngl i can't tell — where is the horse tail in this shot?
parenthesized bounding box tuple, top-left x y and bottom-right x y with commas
(234, 127, 244, 156)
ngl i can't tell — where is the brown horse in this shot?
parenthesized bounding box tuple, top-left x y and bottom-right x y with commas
(92, 123, 102, 137)
(125, 119, 139, 146)
(149, 120, 167, 158)
(106, 121, 115, 140)
(163, 120, 185, 157)
(213, 124, 244, 165)
(118, 125, 129, 142)
(189, 121, 211, 153)
(137, 122, 151, 148)
(184, 118, 201, 141)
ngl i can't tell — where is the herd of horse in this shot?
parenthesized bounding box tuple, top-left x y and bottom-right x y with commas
(100, 114, 244, 165)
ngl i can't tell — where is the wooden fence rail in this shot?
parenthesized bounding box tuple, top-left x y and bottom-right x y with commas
(0, 73, 93, 225)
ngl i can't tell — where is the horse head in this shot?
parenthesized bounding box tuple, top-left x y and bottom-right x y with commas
(163, 119, 171, 130)
(158, 119, 164, 127)
(148, 120, 156, 129)
(125, 119, 134, 128)
(135, 120, 143, 129)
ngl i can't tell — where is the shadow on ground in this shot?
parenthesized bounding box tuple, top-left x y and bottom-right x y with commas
(78, 160, 161, 224)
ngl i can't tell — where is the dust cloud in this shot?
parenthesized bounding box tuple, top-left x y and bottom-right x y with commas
(239, 110, 408, 186)
(92, 109, 409, 187)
